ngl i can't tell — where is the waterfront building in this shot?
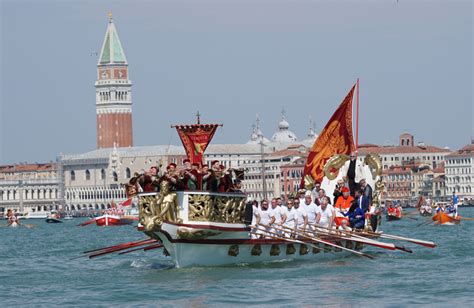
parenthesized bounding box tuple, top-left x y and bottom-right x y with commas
(381, 166, 412, 204)
(445, 141, 474, 202)
(243, 145, 307, 200)
(357, 133, 450, 171)
(96, 13, 133, 149)
(0, 163, 60, 216)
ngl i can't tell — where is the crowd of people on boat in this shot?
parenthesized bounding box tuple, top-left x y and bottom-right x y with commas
(250, 152, 379, 239)
(127, 159, 244, 196)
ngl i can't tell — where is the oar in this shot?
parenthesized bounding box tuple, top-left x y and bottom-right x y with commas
(88, 240, 158, 259)
(310, 226, 407, 252)
(77, 219, 96, 227)
(118, 243, 164, 255)
(250, 226, 324, 252)
(311, 223, 434, 249)
(360, 230, 436, 248)
(259, 224, 375, 259)
(458, 217, 474, 221)
(406, 216, 418, 221)
(416, 219, 434, 228)
(83, 238, 154, 254)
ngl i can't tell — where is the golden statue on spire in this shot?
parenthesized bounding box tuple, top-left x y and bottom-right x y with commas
(107, 11, 113, 21)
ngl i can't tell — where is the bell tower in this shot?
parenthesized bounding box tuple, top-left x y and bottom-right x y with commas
(95, 12, 133, 149)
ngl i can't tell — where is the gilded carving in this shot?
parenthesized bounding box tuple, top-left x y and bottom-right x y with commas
(270, 244, 280, 256)
(299, 244, 309, 255)
(188, 194, 246, 224)
(251, 244, 262, 256)
(138, 181, 179, 232)
(228, 245, 239, 257)
(177, 227, 221, 240)
(323, 154, 350, 180)
(286, 244, 296, 255)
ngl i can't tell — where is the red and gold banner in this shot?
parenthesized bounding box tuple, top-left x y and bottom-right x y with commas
(301, 85, 356, 187)
(175, 124, 220, 164)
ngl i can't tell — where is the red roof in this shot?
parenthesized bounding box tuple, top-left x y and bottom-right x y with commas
(446, 143, 474, 158)
(357, 145, 450, 155)
(0, 163, 56, 173)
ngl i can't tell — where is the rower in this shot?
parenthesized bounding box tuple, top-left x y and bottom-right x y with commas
(270, 198, 285, 235)
(302, 191, 318, 231)
(281, 198, 297, 238)
(315, 196, 334, 228)
(293, 196, 308, 233)
(255, 199, 275, 238)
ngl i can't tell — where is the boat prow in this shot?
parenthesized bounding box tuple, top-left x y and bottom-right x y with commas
(9, 221, 19, 228)
(432, 212, 461, 225)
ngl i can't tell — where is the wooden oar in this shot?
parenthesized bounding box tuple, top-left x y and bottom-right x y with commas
(308, 223, 434, 249)
(458, 217, 474, 221)
(310, 226, 410, 252)
(118, 243, 164, 255)
(416, 219, 434, 228)
(359, 230, 436, 248)
(83, 238, 154, 254)
(259, 224, 375, 259)
(250, 227, 324, 252)
(88, 240, 158, 259)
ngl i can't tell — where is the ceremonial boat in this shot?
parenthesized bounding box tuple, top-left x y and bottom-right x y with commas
(108, 83, 437, 268)
(432, 212, 461, 225)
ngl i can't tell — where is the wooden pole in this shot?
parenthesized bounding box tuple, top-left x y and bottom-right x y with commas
(356, 78, 360, 150)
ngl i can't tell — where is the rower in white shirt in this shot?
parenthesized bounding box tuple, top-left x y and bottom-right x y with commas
(282, 198, 297, 238)
(293, 197, 308, 234)
(302, 191, 318, 230)
(270, 198, 285, 235)
(315, 196, 334, 229)
(255, 199, 275, 238)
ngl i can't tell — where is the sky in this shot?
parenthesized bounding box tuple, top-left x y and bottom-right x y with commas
(0, 0, 472, 164)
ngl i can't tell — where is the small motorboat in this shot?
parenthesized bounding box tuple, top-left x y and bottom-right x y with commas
(45, 210, 62, 223)
(64, 214, 74, 220)
(432, 212, 461, 225)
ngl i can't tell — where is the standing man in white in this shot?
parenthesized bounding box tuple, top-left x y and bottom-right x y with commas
(340, 151, 365, 197)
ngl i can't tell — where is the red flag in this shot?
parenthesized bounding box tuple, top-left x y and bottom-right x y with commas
(120, 198, 132, 207)
(301, 85, 356, 187)
(175, 124, 220, 164)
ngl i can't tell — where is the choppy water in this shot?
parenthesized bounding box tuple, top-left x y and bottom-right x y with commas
(1, 208, 473, 307)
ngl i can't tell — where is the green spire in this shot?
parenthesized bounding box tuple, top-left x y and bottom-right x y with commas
(98, 13, 127, 65)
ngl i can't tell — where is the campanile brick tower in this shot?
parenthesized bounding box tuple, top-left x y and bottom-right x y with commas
(95, 12, 133, 149)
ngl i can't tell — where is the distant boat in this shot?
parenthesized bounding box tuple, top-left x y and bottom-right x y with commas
(64, 214, 73, 220)
(25, 211, 49, 219)
(45, 210, 62, 223)
(94, 213, 135, 226)
(432, 212, 461, 225)
(386, 206, 402, 221)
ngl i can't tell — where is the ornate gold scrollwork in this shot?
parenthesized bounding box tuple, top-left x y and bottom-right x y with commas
(228, 245, 239, 257)
(188, 194, 246, 224)
(138, 181, 179, 232)
(177, 227, 221, 240)
(303, 175, 315, 191)
(364, 153, 382, 180)
(323, 154, 350, 180)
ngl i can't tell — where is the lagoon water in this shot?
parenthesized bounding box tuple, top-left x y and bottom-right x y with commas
(1, 208, 473, 306)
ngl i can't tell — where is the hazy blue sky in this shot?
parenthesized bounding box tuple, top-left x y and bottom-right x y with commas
(1, 0, 472, 164)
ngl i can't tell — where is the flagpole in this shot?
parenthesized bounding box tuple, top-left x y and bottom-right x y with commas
(356, 78, 360, 151)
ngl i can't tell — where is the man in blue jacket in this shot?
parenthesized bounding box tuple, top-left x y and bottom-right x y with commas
(354, 189, 370, 213)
